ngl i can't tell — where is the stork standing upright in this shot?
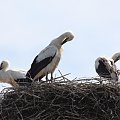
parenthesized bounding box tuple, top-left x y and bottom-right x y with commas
(95, 56, 118, 81)
(0, 60, 32, 87)
(26, 32, 74, 81)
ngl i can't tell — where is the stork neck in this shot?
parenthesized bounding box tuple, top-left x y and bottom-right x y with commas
(2, 67, 7, 71)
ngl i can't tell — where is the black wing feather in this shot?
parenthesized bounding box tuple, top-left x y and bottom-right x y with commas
(96, 60, 111, 78)
(26, 53, 56, 79)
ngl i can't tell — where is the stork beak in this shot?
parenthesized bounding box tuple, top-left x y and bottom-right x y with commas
(114, 58, 119, 63)
(61, 38, 69, 45)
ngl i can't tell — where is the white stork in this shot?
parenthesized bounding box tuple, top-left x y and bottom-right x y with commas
(26, 32, 74, 81)
(112, 52, 120, 75)
(0, 60, 32, 87)
(95, 56, 118, 81)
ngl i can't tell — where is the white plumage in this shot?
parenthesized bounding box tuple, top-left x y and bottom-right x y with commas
(0, 60, 32, 87)
(26, 32, 74, 81)
(112, 52, 120, 63)
(95, 56, 118, 81)
(112, 52, 120, 76)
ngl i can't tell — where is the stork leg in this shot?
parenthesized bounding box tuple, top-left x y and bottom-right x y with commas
(50, 72, 54, 83)
(45, 73, 54, 83)
(46, 73, 49, 82)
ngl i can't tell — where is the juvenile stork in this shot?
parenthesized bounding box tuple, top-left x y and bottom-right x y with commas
(112, 52, 120, 75)
(0, 60, 32, 87)
(26, 32, 74, 81)
(95, 56, 118, 81)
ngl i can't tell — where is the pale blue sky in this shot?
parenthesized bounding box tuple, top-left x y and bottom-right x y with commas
(0, 0, 120, 90)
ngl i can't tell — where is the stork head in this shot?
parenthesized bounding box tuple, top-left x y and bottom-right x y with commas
(95, 56, 114, 69)
(95, 56, 117, 71)
(50, 32, 74, 48)
(112, 52, 120, 63)
(60, 32, 74, 45)
(0, 60, 9, 71)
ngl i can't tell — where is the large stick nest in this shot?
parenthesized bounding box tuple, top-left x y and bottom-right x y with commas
(0, 76, 120, 120)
